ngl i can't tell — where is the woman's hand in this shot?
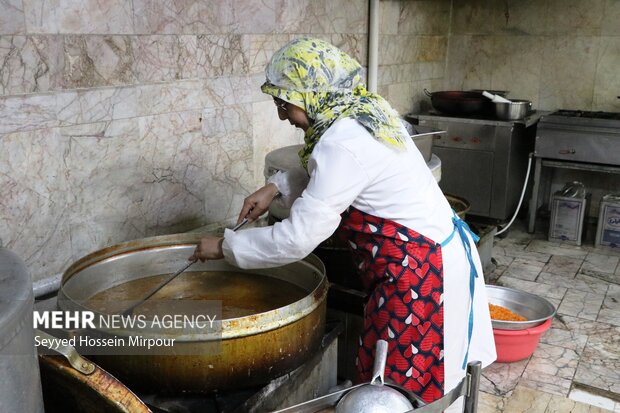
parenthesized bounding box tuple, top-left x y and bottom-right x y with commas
(237, 183, 280, 223)
(190, 236, 224, 262)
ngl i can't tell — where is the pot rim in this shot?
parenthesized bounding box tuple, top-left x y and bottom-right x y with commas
(58, 233, 328, 341)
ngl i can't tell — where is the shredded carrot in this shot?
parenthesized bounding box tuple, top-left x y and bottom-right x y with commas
(489, 303, 527, 322)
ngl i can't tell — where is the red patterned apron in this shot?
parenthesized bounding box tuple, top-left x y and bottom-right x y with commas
(339, 206, 446, 403)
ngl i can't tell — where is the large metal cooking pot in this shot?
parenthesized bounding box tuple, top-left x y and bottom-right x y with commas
(39, 355, 151, 413)
(0, 246, 45, 413)
(424, 89, 488, 116)
(57, 233, 328, 393)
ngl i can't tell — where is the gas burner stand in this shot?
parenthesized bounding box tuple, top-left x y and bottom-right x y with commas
(527, 110, 620, 233)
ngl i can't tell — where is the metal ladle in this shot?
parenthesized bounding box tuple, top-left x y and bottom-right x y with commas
(335, 340, 414, 413)
(121, 218, 248, 316)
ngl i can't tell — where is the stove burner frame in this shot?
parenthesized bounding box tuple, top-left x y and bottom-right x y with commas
(549, 110, 620, 120)
(527, 110, 620, 233)
(527, 159, 620, 233)
(139, 322, 342, 413)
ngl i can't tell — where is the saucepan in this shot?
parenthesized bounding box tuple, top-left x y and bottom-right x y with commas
(480, 90, 532, 120)
(494, 99, 532, 120)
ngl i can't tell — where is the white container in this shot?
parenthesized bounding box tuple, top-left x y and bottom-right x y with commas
(595, 195, 620, 249)
(264, 144, 308, 221)
(548, 195, 589, 245)
(264, 145, 443, 220)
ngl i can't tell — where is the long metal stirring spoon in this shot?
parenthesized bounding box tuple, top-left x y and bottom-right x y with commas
(121, 218, 248, 316)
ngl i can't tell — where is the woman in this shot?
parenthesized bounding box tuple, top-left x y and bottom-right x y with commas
(191, 37, 496, 408)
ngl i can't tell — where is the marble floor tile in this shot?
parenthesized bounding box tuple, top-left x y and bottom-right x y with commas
(494, 234, 530, 248)
(495, 225, 536, 246)
(495, 244, 552, 263)
(575, 327, 620, 397)
(558, 289, 605, 321)
(574, 363, 620, 396)
(492, 253, 515, 267)
(525, 343, 579, 380)
(597, 284, 620, 326)
(582, 326, 620, 362)
(543, 254, 584, 276)
(519, 369, 573, 396)
(537, 272, 610, 295)
(502, 258, 545, 281)
(502, 385, 553, 411)
(557, 389, 617, 412)
(540, 326, 589, 353)
(582, 253, 620, 275)
(479, 384, 615, 412)
(526, 239, 589, 259)
(554, 315, 619, 336)
(487, 266, 507, 284)
(480, 359, 529, 396)
(478, 391, 506, 412)
(495, 275, 567, 301)
(583, 246, 620, 258)
(582, 271, 620, 285)
(493, 242, 529, 258)
(566, 387, 616, 412)
(544, 296, 563, 310)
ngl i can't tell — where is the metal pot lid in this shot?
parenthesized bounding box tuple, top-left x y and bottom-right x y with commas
(0, 247, 35, 349)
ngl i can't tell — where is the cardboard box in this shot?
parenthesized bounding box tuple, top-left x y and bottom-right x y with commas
(595, 197, 620, 249)
(549, 194, 589, 245)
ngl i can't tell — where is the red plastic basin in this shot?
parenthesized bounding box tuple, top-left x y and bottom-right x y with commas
(492, 318, 552, 363)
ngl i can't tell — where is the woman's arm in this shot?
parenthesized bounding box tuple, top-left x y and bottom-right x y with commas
(237, 182, 281, 224)
(223, 128, 372, 269)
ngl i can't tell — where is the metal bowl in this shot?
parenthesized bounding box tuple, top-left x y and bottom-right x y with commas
(494, 99, 532, 120)
(486, 285, 556, 330)
(336, 384, 414, 413)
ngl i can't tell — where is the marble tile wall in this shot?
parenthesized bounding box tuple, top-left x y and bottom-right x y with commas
(445, 0, 620, 112)
(1, 0, 450, 283)
(378, 0, 451, 114)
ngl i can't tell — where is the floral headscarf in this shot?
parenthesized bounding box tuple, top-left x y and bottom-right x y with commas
(261, 37, 407, 169)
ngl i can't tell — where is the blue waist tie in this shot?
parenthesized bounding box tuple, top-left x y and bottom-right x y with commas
(439, 211, 480, 369)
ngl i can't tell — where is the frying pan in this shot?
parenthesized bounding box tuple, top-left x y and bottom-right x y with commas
(424, 89, 488, 116)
